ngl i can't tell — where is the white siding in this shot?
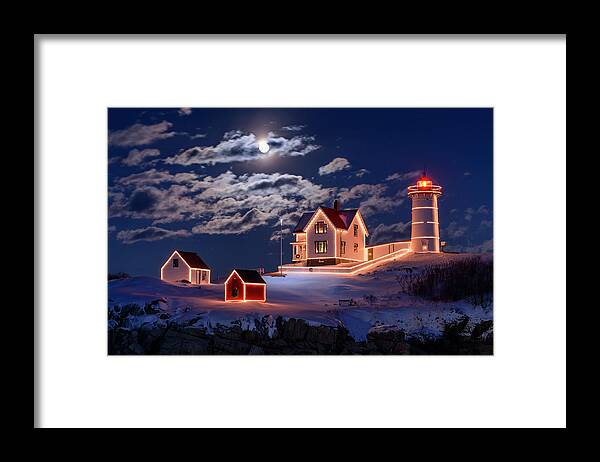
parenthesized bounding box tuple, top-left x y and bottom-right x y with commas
(306, 210, 337, 259)
(366, 241, 411, 260)
(161, 252, 191, 282)
(410, 193, 441, 252)
(340, 215, 366, 261)
(190, 269, 211, 285)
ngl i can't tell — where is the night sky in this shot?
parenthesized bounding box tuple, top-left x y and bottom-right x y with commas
(108, 108, 493, 279)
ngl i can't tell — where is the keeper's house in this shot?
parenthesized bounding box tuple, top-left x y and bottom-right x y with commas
(224, 269, 267, 302)
(160, 250, 211, 285)
(291, 199, 370, 266)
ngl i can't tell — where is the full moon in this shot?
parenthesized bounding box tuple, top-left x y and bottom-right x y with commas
(258, 140, 270, 153)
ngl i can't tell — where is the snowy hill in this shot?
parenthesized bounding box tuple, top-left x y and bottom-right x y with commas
(108, 252, 493, 342)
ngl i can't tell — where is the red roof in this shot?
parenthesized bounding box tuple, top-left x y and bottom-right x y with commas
(320, 207, 348, 229)
(293, 207, 362, 232)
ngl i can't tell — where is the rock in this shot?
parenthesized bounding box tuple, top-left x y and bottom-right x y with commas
(305, 325, 336, 346)
(212, 336, 251, 354)
(443, 315, 470, 338)
(366, 327, 408, 354)
(248, 345, 265, 355)
(217, 324, 243, 340)
(182, 326, 208, 337)
(138, 327, 167, 352)
(131, 343, 145, 355)
(241, 329, 262, 344)
(392, 342, 409, 354)
(278, 318, 309, 341)
(470, 320, 493, 339)
(159, 330, 211, 354)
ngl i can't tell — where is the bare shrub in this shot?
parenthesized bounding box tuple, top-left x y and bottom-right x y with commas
(396, 257, 493, 306)
(108, 272, 130, 281)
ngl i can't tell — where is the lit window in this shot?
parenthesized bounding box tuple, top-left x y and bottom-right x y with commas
(341, 241, 346, 254)
(315, 221, 327, 234)
(173, 258, 179, 268)
(354, 243, 359, 253)
(315, 241, 327, 254)
(354, 224, 358, 237)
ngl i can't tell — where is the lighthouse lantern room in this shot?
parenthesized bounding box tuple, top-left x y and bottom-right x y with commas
(408, 175, 443, 253)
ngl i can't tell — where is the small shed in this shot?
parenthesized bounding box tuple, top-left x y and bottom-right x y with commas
(160, 250, 211, 285)
(224, 269, 267, 302)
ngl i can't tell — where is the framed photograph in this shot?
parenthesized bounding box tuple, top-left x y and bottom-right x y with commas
(107, 107, 493, 356)
(35, 35, 566, 428)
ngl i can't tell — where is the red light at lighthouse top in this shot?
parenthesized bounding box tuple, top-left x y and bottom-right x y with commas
(408, 176, 442, 196)
(417, 177, 433, 189)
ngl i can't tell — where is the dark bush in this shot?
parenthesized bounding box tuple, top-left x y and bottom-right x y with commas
(363, 294, 377, 305)
(396, 257, 493, 306)
(108, 272, 130, 280)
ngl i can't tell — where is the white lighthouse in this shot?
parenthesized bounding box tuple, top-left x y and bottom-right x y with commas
(408, 175, 443, 253)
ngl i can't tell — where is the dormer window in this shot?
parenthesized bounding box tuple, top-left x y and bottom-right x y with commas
(315, 221, 327, 234)
(173, 258, 179, 268)
(354, 224, 359, 237)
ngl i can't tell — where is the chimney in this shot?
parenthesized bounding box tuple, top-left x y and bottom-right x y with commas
(333, 199, 340, 211)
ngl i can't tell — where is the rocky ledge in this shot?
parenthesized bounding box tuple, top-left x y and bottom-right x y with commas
(108, 310, 493, 355)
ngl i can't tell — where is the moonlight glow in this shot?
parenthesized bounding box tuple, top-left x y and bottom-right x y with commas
(258, 140, 270, 153)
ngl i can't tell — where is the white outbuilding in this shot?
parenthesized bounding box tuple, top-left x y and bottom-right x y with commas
(160, 250, 211, 285)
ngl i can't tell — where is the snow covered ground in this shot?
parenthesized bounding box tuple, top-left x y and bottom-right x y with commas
(108, 252, 493, 341)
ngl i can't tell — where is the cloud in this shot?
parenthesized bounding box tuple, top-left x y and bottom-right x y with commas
(190, 133, 207, 140)
(465, 205, 489, 221)
(386, 170, 422, 182)
(353, 169, 370, 178)
(121, 148, 161, 166)
(281, 125, 306, 132)
(464, 171, 471, 176)
(466, 239, 493, 253)
(440, 203, 493, 253)
(109, 170, 334, 233)
(188, 172, 333, 235)
(446, 239, 493, 254)
(337, 183, 403, 217)
(114, 169, 199, 188)
(164, 130, 320, 166)
(444, 221, 469, 239)
(476, 205, 490, 215)
(178, 107, 192, 116)
(191, 208, 272, 235)
(318, 157, 351, 176)
(109, 121, 176, 147)
(368, 221, 411, 245)
(116, 226, 191, 244)
(269, 227, 292, 241)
